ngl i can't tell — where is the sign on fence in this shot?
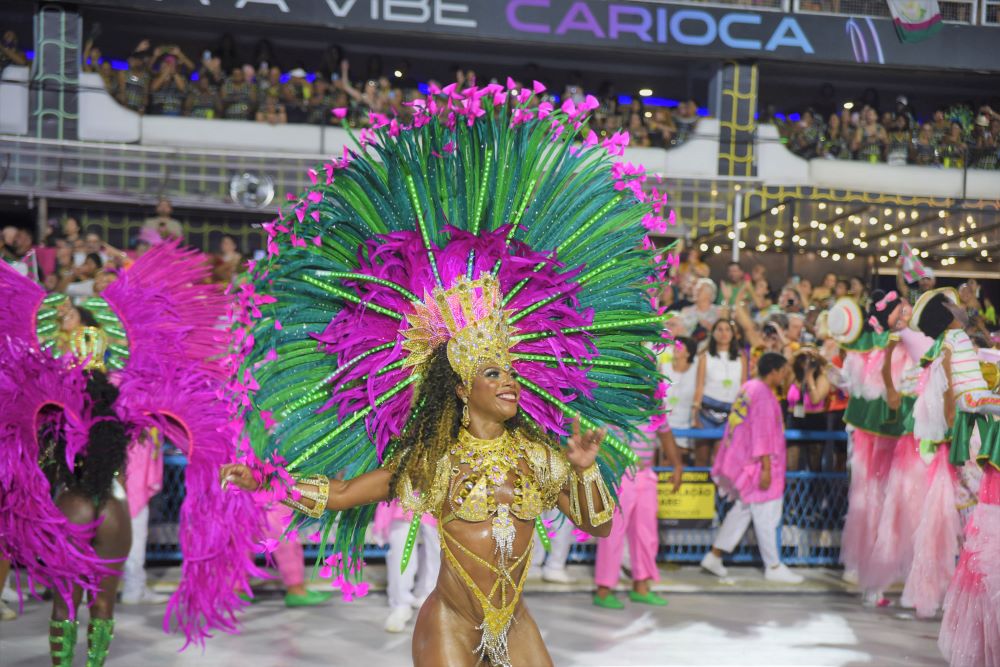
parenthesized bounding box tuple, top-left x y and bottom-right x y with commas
(657, 470, 716, 527)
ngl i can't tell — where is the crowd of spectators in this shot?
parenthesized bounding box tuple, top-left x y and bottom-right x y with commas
(777, 96, 1000, 170)
(78, 36, 700, 147)
(0, 199, 245, 305)
(660, 247, 998, 472)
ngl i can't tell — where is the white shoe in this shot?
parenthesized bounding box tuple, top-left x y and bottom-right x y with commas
(384, 605, 413, 633)
(765, 564, 804, 584)
(700, 552, 728, 578)
(0, 585, 17, 603)
(121, 586, 169, 605)
(0, 600, 16, 621)
(542, 569, 576, 584)
(527, 567, 543, 580)
(842, 570, 859, 586)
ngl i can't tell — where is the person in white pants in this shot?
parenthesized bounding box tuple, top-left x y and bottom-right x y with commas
(700, 353, 803, 584)
(374, 501, 440, 633)
(529, 508, 576, 583)
(121, 433, 167, 604)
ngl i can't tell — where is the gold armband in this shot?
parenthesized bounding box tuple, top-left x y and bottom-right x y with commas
(569, 463, 614, 527)
(280, 474, 330, 519)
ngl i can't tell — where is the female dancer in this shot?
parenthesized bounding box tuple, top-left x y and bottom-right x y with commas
(45, 365, 131, 667)
(221, 80, 665, 667)
(224, 349, 615, 666)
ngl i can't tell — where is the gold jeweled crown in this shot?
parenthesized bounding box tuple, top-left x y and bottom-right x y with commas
(401, 274, 513, 387)
(69, 326, 109, 372)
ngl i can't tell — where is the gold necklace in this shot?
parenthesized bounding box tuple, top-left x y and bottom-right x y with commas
(450, 429, 526, 562)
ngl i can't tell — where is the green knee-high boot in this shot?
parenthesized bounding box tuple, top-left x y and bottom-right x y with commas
(86, 618, 115, 667)
(49, 619, 79, 667)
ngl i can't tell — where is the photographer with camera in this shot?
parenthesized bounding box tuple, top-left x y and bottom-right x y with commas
(787, 348, 836, 471)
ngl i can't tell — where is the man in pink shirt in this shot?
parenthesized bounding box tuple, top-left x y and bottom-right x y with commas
(700, 352, 803, 584)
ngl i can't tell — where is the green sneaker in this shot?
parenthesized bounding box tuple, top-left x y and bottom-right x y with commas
(592, 593, 625, 610)
(285, 590, 334, 608)
(628, 590, 668, 606)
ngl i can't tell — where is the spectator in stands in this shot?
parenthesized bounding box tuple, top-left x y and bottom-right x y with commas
(931, 108, 950, 143)
(748, 278, 773, 319)
(893, 95, 915, 127)
(150, 53, 188, 117)
(282, 68, 312, 123)
(648, 108, 676, 148)
(340, 59, 377, 125)
(121, 50, 151, 114)
(212, 234, 244, 284)
(65, 252, 103, 302)
(939, 121, 967, 168)
(256, 91, 287, 125)
(886, 114, 912, 167)
(811, 272, 837, 309)
(665, 336, 699, 461)
(851, 106, 887, 163)
(62, 216, 82, 248)
(691, 319, 747, 467)
(220, 66, 256, 121)
(81, 41, 103, 73)
(819, 113, 851, 160)
(307, 76, 335, 125)
(198, 53, 225, 92)
(185, 75, 219, 119)
(257, 65, 282, 101)
(970, 114, 998, 170)
(674, 99, 699, 142)
(911, 122, 938, 165)
(51, 243, 75, 293)
(718, 262, 749, 308)
(848, 276, 869, 307)
(0, 30, 27, 71)
(787, 348, 833, 471)
(627, 113, 651, 148)
(834, 278, 850, 299)
(674, 277, 722, 342)
(1, 226, 34, 275)
(789, 109, 822, 159)
(677, 246, 710, 282)
(142, 197, 184, 241)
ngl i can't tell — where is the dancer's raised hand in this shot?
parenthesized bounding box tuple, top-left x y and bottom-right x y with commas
(566, 418, 605, 472)
(219, 463, 258, 491)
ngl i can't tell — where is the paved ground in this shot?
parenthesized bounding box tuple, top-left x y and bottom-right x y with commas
(0, 565, 947, 666)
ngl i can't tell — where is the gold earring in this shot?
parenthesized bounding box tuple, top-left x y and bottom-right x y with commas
(461, 402, 470, 428)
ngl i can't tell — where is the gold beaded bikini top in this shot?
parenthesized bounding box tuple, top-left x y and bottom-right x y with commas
(395, 427, 571, 522)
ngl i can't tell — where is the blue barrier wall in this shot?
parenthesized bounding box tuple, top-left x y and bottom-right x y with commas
(147, 429, 849, 566)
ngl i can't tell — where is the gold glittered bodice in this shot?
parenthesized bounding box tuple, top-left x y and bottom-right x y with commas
(447, 429, 549, 524)
(395, 427, 571, 522)
(393, 428, 572, 667)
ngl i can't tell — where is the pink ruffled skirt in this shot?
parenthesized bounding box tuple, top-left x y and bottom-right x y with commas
(938, 467, 1000, 667)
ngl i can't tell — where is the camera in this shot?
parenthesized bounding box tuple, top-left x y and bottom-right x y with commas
(763, 323, 779, 337)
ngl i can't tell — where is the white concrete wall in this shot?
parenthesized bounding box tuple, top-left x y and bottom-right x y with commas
(79, 72, 140, 143)
(756, 123, 809, 185)
(756, 122, 1000, 198)
(623, 119, 720, 179)
(0, 65, 29, 136)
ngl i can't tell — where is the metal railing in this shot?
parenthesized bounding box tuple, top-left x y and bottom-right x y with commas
(147, 428, 849, 567)
(985, 0, 1000, 23)
(793, 0, 978, 23)
(0, 136, 320, 211)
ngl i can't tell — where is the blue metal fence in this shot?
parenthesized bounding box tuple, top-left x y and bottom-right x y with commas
(148, 428, 849, 566)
